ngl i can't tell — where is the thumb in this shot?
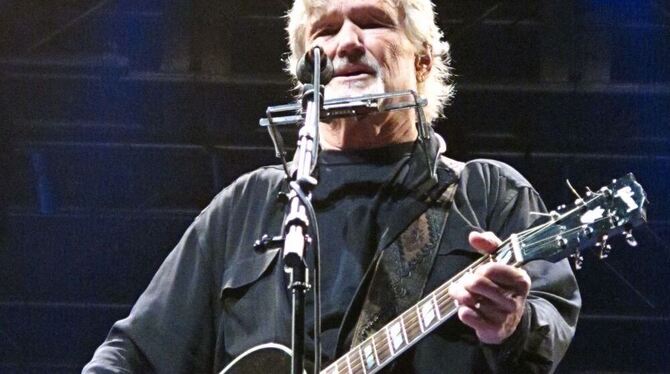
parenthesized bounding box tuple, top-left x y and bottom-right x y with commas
(468, 231, 502, 254)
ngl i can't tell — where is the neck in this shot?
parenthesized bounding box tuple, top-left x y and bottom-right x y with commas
(320, 112, 418, 150)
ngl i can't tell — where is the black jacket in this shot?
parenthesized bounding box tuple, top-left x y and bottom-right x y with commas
(83, 136, 580, 374)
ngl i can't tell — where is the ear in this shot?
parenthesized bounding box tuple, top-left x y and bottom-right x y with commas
(415, 44, 433, 83)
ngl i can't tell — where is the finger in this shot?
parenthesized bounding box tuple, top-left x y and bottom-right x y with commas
(457, 306, 513, 345)
(452, 274, 517, 319)
(469, 231, 502, 254)
(457, 304, 497, 333)
(476, 264, 531, 296)
(460, 272, 517, 313)
(471, 299, 509, 325)
(449, 281, 479, 307)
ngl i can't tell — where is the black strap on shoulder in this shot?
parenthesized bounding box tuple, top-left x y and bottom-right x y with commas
(351, 157, 463, 345)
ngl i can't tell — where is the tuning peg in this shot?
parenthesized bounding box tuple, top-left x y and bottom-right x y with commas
(599, 234, 609, 247)
(600, 186, 613, 199)
(571, 249, 584, 270)
(594, 234, 611, 259)
(581, 225, 595, 239)
(599, 244, 612, 259)
(625, 230, 638, 247)
(556, 236, 569, 249)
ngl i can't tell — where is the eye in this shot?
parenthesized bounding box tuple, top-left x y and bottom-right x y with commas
(313, 26, 339, 38)
(359, 20, 388, 29)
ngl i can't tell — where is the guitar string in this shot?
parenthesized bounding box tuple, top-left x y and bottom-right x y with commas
(330, 254, 499, 374)
(512, 190, 609, 249)
(328, 273, 468, 373)
(337, 198, 622, 372)
(336, 282, 466, 374)
(515, 216, 613, 253)
(328, 243, 522, 374)
(327, 221, 560, 373)
(326, 195, 619, 373)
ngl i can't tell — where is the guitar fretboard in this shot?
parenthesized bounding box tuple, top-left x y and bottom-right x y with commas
(315, 174, 647, 374)
(321, 243, 517, 374)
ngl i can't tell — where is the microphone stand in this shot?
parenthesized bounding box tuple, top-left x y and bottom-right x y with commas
(284, 47, 325, 374)
(257, 52, 432, 374)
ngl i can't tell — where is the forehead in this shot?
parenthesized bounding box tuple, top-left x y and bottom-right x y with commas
(306, 0, 400, 23)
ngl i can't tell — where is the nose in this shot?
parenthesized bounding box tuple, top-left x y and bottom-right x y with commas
(333, 20, 365, 60)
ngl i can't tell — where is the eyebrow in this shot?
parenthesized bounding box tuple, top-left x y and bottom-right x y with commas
(308, 4, 399, 36)
(353, 5, 398, 25)
(355, 4, 398, 26)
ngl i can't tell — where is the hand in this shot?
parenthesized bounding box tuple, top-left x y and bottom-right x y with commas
(448, 231, 531, 344)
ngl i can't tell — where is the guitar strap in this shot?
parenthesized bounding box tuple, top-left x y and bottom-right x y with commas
(351, 157, 464, 346)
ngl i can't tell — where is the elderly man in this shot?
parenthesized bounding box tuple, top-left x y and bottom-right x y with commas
(84, 0, 580, 373)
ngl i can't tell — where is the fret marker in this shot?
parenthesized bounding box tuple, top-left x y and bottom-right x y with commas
(389, 322, 405, 350)
(363, 343, 376, 369)
(421, 301, 436, 328)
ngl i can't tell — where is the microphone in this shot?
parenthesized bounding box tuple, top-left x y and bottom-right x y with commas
(296, 47, 334, 85)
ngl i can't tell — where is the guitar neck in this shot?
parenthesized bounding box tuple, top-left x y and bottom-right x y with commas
(321, 173, 648, 374)
(218, 175, 645, 374)
(322, 241, 519, 374)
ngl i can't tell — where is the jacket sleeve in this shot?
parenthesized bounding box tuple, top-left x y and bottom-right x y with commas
(82, 220, 217, 374)
(474, 163, 582, 373)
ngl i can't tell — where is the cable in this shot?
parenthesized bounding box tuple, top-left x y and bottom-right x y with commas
(289, 180, 322, 372)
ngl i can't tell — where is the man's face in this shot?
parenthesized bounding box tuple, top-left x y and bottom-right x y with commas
(306, 0, 418, 101)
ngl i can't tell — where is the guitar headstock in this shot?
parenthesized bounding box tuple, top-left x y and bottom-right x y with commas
(518, 173, 647, 266)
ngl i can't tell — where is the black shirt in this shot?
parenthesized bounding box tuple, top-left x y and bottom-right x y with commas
(307, 142, 415, 362)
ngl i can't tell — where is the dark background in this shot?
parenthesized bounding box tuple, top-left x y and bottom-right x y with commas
(1, 0, 669, 372)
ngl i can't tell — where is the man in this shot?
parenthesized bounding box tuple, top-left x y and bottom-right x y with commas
(84, 0, 580, 373)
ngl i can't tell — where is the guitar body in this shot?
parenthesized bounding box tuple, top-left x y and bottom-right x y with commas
(219, 343, 297, 374)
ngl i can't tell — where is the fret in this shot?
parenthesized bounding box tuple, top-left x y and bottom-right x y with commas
(402, 310, 421, 342)
(370, 337, 380, 364)
(419, 297, 437, 330)
(343, 351, 353, 374)
(348, 349, 365, 374)
(510, 235, 522, 264)
(414, 304, 425, 333)
(431, 292, 442, 319)
(386, 320, 407, 354)
(497, 248, 513, 264)
(437, 287, 454, 318)
(323, 362, 338, 374)
(373, 331, 390, 364)
(359, 338, 379, 372)
(399, 315, 409, 343)
(357, 345, 368, 374)
(384, 324, 394, 356)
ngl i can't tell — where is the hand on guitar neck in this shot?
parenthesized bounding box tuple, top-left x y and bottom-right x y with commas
(448, 231, 531, 345)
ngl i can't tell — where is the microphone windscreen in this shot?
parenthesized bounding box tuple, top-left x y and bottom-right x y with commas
(296, 47, 334, 85)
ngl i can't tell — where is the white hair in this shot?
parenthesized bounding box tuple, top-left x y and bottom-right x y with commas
(285, 0, 453, 122)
